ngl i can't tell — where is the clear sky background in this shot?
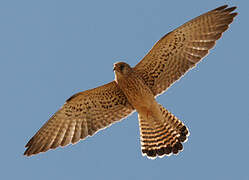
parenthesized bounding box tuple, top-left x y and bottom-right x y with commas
(0, 0, 248, 179)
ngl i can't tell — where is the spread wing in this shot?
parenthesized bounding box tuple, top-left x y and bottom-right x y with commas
(24, 81, 134, 156)
(134, 5, 237, 96)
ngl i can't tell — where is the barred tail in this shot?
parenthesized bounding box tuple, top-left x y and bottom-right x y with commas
(139, 104, 189, 159)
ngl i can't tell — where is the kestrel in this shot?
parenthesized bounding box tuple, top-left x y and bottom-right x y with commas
(24, 5, 237, 159)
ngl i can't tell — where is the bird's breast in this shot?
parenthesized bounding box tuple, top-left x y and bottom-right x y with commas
(116, 73, 156, 115)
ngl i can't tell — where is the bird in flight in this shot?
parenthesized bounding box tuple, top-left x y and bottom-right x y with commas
(24, 5, 237, 159)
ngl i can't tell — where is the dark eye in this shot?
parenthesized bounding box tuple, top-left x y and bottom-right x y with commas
(120, 64, 125, 71)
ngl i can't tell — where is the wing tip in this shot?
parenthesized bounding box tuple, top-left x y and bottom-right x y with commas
(214, 5, 228, 11)
(213, 5, 237, 14)
(23, 147, 34, 157)
(23, 147, 45, 157)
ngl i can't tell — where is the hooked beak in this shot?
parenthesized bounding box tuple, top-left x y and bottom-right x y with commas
(113, 64, 117, 71)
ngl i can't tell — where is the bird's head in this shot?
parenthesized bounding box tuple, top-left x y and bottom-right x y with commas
(113, 62, 133, 78)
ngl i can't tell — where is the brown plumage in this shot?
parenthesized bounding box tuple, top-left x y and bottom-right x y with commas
(24, 5, 237, 158)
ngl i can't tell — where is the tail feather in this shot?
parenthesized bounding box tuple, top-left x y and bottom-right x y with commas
(139, 104, 189, 159)
(159, 104, 189, 142)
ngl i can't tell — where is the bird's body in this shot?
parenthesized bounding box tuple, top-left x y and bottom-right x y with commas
(114, 63, 156, 118)
(24, 5, 237, 159)
(114, 62, 187, 157)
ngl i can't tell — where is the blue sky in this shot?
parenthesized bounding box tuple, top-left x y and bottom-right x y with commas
(0, 0, 248, 179)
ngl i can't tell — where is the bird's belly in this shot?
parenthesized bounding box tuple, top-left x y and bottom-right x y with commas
(117, 75, 158, 116)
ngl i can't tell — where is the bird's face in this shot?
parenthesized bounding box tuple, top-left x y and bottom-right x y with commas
(113, 62, 132, 78)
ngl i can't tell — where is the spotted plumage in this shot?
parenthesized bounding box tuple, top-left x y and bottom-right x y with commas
(24, 5, 237, 158)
